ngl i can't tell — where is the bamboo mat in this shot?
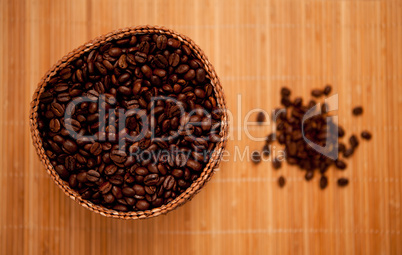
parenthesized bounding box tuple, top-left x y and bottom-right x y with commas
(1, 0, 401, 254)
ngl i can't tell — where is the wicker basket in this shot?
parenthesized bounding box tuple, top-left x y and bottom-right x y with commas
(29, 25, 228, 219)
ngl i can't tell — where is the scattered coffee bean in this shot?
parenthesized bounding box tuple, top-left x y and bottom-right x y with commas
(257, 85, 372, 190)
(361, 131, 372, 140)
(272, 157, 281, 169)
(319, 175, 328, 189)
(311, 89, 323, 98)
(337, 178, 349, 187)
(335, 160, 347, 170)
(343, 148, 354, 158)
(256, 111, 266, 124)
(305, 171, 314, 181)
(349, 135, 359, 148)
(352, 106, 363, 116)
(323, 85, 332, 95)
(278, 176, 286, 187)
(251, 151, 261, 164)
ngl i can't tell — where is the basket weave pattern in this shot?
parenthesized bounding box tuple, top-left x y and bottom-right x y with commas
(29, 25, 228, 219)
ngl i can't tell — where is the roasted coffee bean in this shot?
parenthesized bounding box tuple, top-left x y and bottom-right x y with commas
(319, 175, 328, 189)
(338, 126, 345, 137)
(186, 159, 202, 171)
(281, 87, 291, 97)
(171, 169, 183, 178)
(305, 171, 314, 181)
(361, 131, 372, 140)
(167, 38, 180, 48)
(337, 178, 349, 187)
(136, 200, 150, 210)
(272, 157, 281, 169)
(104, 164, 118, 175)
(55, 165, 69, 179)
(134, 52, 147, 64)
(87, 170, 100, 182)
(99, 181, 112, 194)
(343, 148, 354, 158)
(256, 112, 265, 124)
(349, 135, 359, 148)
(311, 89, 323, 98)
(109, 47, 122, 57)
(163, 175, 175, 190)
(352, 106, 363, 116)
(110, 150, 127, 164)
(335, 160, 347, 170)
(50, 102, 64, 117)
(323, 85, 332, 95)
(90, 142, 103, 156)
(156, 35, 168, 49)
(122, 187, 136, 197)
(49, 118, 61, 133)
(63, 140, 78, 154)
(278, 176, 286, 188)
(251, 151, 261, 164)
(144, 174, 159, 186)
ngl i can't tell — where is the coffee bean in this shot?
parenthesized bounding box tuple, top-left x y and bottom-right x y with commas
(338, 126, 345, 137)
(278, 176, 286, 188)
(136, 200, 150, 210)
(352, 106, 363, 116)
(256, 112, 265, 124)
(176, 64, 190, 74)
(65, 156, 76, 171)
(49, 118, 61, 133)
(109, 47, 122, 57)
(110, 150, 127, 164)
(104, 164, 118, 175)
(87, 170, 100, 182)
(168, 53, 180, 67)
(50, 103, 64, 117)
(251, 151, 261, 164)
(156, 35, 168, 49)
(281, 87, 291, 97)
(319, 175, 328, 189)
(323, 85, 332, 95)
(272, 157, 281, 169)
(343, 148, 354, 158)
(361, 131, 372, 140)
(163, 175, 175, 190)
(186, 159, 202, 171)
(63, 140, 78, 154)
(134, 52, 147, 64)
(99, 181, 112, 194)
(55, 165, 69, 179)
(90, 142, 102, 156)
(335, 160, 347, 170)
(122, 187, 135, 197)
(196, 68, 206, 83)
(311, 89, 323, 98)
(144, 174, 159, 186)
(305, 171, 314, 181)
(349, 135, 359, 148)
(167, 38, 180, 48)
(337, 178, 349, 187)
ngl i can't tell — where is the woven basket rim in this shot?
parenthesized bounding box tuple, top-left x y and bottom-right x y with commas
(29, 25, 228, 219)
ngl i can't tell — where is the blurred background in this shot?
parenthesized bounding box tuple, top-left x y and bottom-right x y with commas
(1, 0, 401, 254)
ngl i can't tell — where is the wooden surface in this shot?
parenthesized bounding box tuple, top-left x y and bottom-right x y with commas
(1, 0, 401, 254)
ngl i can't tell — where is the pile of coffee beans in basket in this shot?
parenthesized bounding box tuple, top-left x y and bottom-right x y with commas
(37, 33, 223, 211)
(253, 85, 372, 189)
